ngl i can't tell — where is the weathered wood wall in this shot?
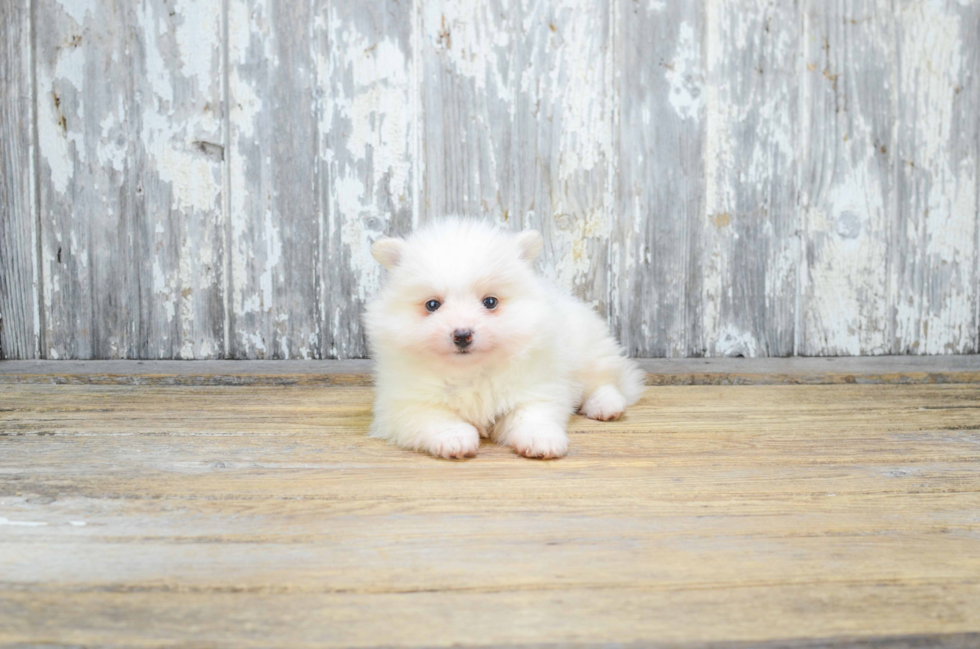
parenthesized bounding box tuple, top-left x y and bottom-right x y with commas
(1, 0, 978, 359)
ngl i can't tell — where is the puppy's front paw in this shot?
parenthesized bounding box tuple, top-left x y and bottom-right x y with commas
(509, 424, 568, 459)
(580, 385, 627, 421)
(420, 423, 480, 459)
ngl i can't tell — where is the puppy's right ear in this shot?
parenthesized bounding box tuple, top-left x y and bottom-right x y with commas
(516, 230, 544, 263)
(371, 237, 406, 270)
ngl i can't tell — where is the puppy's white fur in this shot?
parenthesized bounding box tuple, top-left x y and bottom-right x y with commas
(364, 218, 645, 459)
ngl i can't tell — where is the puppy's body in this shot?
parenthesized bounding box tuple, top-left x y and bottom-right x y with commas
(364, 219, 645, 459)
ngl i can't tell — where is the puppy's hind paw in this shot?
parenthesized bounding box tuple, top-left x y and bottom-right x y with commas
(420, 423, 480, 460)
(580, 385, 627, 421)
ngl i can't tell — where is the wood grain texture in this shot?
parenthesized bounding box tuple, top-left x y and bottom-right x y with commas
(419, 0, 513, 222)
(227, 0, 319, 359)
(4, 0, 980, 359)
(1, 355, 979, 385)
(35, 0, 136, 359)
(798, 0, 895, 356)
(0, 0, 38, 359)
(514, 0, 614, 311)
(612, 0, 703, 358)
(1, 380, 979, 646)
(34, 0, 226, 360)
(702, 0, 800, 357)
(892, 0, 980, 354)
(317, 0, 417, 359)
(420, 0, 615, 309)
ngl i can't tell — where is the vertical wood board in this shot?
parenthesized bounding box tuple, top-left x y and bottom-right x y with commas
(0, 0, 39, 359)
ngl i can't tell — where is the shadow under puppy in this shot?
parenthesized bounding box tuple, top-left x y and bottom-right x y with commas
(364, 218, 645, 459)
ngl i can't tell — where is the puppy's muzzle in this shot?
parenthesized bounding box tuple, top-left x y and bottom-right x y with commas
(452, 329, 473, 350)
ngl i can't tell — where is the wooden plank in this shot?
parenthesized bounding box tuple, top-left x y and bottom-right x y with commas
(798, 0, 895, 355)
(701, 0, 800, 357)
(226, 0, 319, 358)
(2, 356, 980, 385)
(131, 0, 226, 360)
(35, 0, 226, 359)
(316, 0, 416, 359)
(418, 0, 514, 221)
(35, 0, 135, 359)
(1, 590, 977, 649)
(420, 0, 615, 309)
(0, 0, 37, 359)
(1, 591, 978, 649)
(610, 0, 703, 357)
(1, 382, 979, 646)
(892, 1, 980, 354)
(513, 0, 614, 309)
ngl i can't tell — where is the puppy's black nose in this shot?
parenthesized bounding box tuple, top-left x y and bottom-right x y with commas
(452, 329, 473, 348)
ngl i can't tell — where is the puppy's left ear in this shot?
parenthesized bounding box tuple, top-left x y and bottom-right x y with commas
(516, 230, 543, 263)
(371, 237, 406, 269)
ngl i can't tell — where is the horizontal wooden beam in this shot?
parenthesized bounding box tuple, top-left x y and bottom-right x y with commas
(1, 356, 979, 386)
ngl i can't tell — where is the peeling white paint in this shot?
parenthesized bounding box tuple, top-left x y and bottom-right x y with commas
(666, 22, 703, 121)
(801, 75, 891, 356)
(702, 0, 733, 352)
(430, 1, 512, 100)
(555, 4, 612, 181)
(321, 5, 414, 313)
(551, 209, 611, 298)
(38, 45, 87, 194)
(803, 164, 890, 355)
(138, 2, 221, 214)
(96, 110, 127, 173)
(894, 0, 976, 354)
(260, 208, 282, 312)
(173, 0, 221, 89)
(153, 254, 176, 324)
(240, 331, 267, 354)
(57, 0, 98, 26)
(517, 1, 615, 300)
(714, 324, 759, 357)
(18, 0, 980, 360)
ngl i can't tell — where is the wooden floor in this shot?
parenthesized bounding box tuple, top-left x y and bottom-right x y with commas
(1, 359, 979, 648)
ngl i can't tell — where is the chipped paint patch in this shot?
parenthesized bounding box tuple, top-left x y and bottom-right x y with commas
(19, 0, 980, 360)
(551, 208, 611, 298)
(665, 21, 703, 121)
(260, 208, 282, 313)
(894, 0, 977, 354)
(429, 1, 512, 100)
(323, 8, 413, 304)
(38, 44, 87, 195)
(172, 0, 221, 88)
(714, 324, 759, 357)
(319, 0, 415, 346)
(803, 161, 890, 356)
(228, 0, 271, 335)
(56, 0, 98, 26)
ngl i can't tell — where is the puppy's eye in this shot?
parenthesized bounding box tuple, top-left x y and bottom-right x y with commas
(425, 299, 441, 313)
(482, 296, 498, 310)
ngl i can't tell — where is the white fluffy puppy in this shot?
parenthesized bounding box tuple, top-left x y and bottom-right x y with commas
(364, 218, 645, 460)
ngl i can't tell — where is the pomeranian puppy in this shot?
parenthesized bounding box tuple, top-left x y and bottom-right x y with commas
(364, 218, 645, 459)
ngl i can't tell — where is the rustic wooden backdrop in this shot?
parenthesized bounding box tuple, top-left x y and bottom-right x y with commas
(2, 0, 978, 360)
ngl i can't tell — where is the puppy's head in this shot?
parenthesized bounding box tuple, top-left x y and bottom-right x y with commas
(365, 219, 545, 365)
